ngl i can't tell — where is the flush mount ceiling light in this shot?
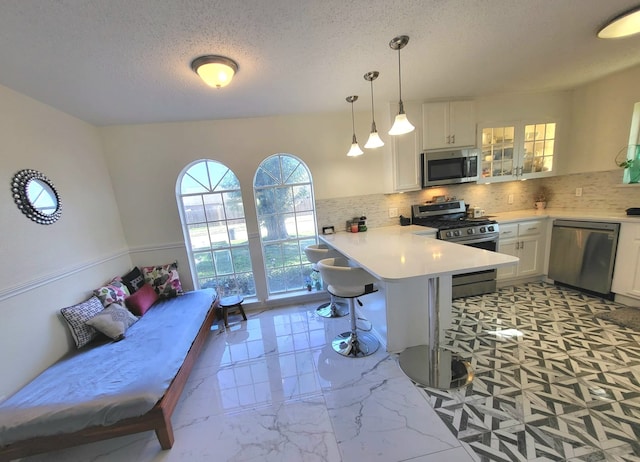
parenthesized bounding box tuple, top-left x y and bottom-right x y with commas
(388, 35, 415, 136)
(598, 5, 640, 38)
(363, 71, 384, 149)
(346, 95, 364, 157)
(191, 55, 238, 88)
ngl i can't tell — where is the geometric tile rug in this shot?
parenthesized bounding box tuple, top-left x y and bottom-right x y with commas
(413, 282, 640, 462)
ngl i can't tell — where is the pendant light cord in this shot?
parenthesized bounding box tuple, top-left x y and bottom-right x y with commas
(351, 101, 357, 143)
(397, 49, 403, 105)
(369, 80, 377, 125)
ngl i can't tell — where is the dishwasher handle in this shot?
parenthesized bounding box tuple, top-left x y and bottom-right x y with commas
(553, 219, 620, 233)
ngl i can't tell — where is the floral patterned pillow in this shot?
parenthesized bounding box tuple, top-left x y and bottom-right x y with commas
(93, 277, 130, 307)
(141, 261, 183, 299)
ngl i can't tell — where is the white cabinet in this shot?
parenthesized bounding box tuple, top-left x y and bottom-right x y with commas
(387, 101, 422, 192)
(612, 223, 640, 302)
(479, 122, 556, 183)
(497, 219, 546, 281)
(423, 101, 476, 150)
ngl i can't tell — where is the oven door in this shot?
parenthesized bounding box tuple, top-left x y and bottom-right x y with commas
(451, 236, 498, 298)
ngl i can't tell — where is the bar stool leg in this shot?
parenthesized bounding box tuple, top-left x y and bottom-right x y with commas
(316, 294, 349, 318)
(332, 298, 379, 357)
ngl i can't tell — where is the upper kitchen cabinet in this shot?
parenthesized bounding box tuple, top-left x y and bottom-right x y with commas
(386, 101, 422, 193)
(422, 101, 476, 150)
(479, 121, 556, 183)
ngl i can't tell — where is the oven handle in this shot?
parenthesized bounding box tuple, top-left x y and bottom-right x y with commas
(448, 235, 499, 245)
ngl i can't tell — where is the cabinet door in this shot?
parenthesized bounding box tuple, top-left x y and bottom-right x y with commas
(449, 101, 476, 147)
(479, 125, 517, 182)
(497, 239, 518, 279)
(612, 224, 640, 297)
(518, 236, 542, 277)
(391, 101, 422, 192)
(422, 102, 449, 150)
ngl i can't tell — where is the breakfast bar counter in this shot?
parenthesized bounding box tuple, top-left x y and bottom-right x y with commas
(320, 225, 518, 388)
(319, 225, 518, 352)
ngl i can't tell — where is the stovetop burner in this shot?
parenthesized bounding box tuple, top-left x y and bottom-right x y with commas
(411, 199, 499, 242)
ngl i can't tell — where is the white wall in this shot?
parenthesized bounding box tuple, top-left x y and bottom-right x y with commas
(568, 64, 640, 174)
(0, 84, 130, 399)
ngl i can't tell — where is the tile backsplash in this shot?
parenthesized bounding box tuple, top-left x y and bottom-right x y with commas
(316, 169, 640, 232)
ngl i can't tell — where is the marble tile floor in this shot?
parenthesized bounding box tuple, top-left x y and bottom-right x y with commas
(19, 282, 640, 462)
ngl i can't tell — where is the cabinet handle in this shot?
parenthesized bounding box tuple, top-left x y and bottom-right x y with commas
(451, 134, 455, 144)
(503, 230, 513, 235)
(446, 135, 451, 144)
(527, 227, 537, 231)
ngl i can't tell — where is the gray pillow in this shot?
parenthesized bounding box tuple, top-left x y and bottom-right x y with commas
(85, 303, 138, 341)
(60, 296, 104, 348)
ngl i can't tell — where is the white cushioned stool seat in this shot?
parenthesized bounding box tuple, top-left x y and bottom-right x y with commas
(303, 245, 348, 318)
(317, 257, 379, 357)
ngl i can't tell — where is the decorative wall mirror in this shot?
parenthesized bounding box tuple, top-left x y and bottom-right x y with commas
(11, 169, 62, 224)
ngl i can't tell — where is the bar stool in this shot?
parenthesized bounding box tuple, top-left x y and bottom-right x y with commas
(317, 257, 379, 357)
(303, 244, 348, 318)
(219, 294, 247, 328)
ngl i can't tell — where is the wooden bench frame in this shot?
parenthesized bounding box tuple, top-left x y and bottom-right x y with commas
(0, 296, 219, 462)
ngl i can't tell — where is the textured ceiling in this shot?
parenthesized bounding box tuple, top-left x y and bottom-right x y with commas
(1, 0, 640, 126)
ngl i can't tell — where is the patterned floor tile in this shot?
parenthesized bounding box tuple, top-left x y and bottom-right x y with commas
(416, 282, 640, 462)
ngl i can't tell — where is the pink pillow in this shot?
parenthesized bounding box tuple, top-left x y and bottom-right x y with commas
(125, 283, 158, 316)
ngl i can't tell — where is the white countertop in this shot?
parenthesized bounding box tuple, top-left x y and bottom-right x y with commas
(319, 226, 518, 281)
(490, 208, 640, 224)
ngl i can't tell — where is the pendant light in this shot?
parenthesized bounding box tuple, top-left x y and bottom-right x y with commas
(388, 35, 415, 136)
(363, 71, 384, 149)
(346, 95, 364, 157)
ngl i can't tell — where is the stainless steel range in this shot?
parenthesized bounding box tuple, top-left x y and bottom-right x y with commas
(412, 199, 500, 298)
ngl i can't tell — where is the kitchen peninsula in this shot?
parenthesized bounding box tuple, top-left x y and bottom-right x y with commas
(319, 225, 518, 353)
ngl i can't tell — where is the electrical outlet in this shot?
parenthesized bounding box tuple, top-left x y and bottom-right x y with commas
(508, 194, 514, 204)
(575, 187, 582, 197)
(388, 207, 398, 218)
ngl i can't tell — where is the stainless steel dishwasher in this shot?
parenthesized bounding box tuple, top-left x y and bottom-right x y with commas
(548, 220, 620, 297)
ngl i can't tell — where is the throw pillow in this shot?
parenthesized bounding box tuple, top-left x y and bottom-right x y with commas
(93, 277, 130, 307)
(125, 283, 159, 316)
(122, 266, 145, 294)
(141, 261, 183, 299)
(85, 303, 138, 341)
(60, 296, 105, 348)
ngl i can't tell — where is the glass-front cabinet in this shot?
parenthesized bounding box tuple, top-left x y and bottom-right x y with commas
(479, 122, 556, 182)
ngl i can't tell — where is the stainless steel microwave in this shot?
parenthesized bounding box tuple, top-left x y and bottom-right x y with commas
(421, 149, 479, 187)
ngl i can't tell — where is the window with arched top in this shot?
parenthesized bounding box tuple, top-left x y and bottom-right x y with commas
(176, 160, 255, 297)
(253, 154, 318, 295)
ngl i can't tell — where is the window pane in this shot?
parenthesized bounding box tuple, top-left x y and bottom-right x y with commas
(283, 241, 302, 266)
(264, 243, 284, 267)
(293, 185, 312, 212)
(231, 246, 252, 273)
(296, 211, 315, 237)
(223, 191, 244, 219)
(183, 196, 205, 223)
(267, 267, 286, 293)
(214, 249, 233, 275)
(207, 161, 227, 190)
(194, 251, 214, 278)
(182, 162, 210, 194)
(204, 193, 225, 221)
(188, 223, 210, 250)
(208, 221, 230, 248)
(284, 266, 303, 291)
(545, 123, 556, 140)
(255, 157, 281, 187)
(275, 187, 294, 213)
(228, 219, 248, 245)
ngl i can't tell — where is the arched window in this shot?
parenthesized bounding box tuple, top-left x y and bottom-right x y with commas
(254, 154, 318, 295)
(176, 160, 255, 297)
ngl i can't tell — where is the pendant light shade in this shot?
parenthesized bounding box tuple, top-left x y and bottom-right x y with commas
(191, 55, 238, 88)
(598, 5, 640, 38)
(388, 35, 415, 136)
(364, 71, 384, 149)
(346, 96, 364, 157)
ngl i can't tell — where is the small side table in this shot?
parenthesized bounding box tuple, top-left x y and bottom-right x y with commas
(219, 295, 247, 328)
